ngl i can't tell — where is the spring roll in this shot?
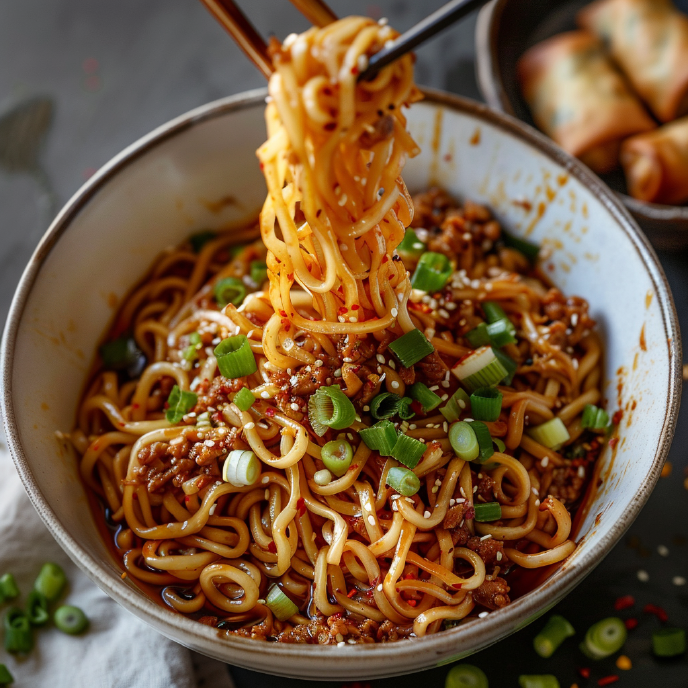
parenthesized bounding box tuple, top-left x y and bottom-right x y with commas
(517, 31, 655, 173)
(620, 116, 688, 204)
(578, 0, 688, 122)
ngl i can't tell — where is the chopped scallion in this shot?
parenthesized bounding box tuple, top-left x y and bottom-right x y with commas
(214, 277, 246, 309)
(391, 434, 426, 469)
(165, 385, 198, 424)
(26, 591, 49, 627)
(214, 335, 258, 378)
(452, 346, 508, 392)
(34, 562, 66, 602)
(410, 251, 453, 292)
(408, 382, 442, 413)
(482, 302, 508, 323)
(266, 585, 299, 621)
(474, 502, 502, 522)
(518, 676, 560, 688)
(397, 397, 415, 420)
(445, 664, 489, 688)
(3, 609, 32, 654)
(465, 322, 492, 348)
(492, 347, 517, 385)
(397, 228, 426, 259)
(527, 417, 570, 451)
(321, 439, 353, 477)
(468, 421, 494, 463)
(233, 387, 256, 412)
(307, 386, 356, 436)
(359, 420, 398, 457)
(99, 335, 146, 378)
(580, 617, 627, 659)
(581, 404, 610, 431)
(370, 392, 402, 420)
(0, 664, 13, 686)
(54, 605, 89, 635)
(533, 615, 575, 658)
(652, 628, 686, 657)
(470, 388, 502, 422)
(486, 318, 517, 347)
(388, 329, 435, 368)
(189, 229, 217, 253)
(448, 421, 479, 462)
(0, 574, 19, 600)
(386, 466, 421, 497)
(223, 450, 261, 487)
(250, 260, 268, 286)
(501, 229, 540, 263)
(440, 388, 470, 423)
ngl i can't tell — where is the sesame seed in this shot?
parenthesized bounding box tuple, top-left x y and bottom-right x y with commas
(441, 380, 450, 388)
(673, 576, 686, 586)
(473, 486, 478, 493)
(338, 316, 345, 322)
(541, 457, 549, 468)
(424, 511, 431, 519)
(443, 422, 449, 432)
(460, 487, 466, 498)
(204, 440, 215, 447)
(441, 394, 449, 401)
(658, 545, 669, 557)
(578, 465, 586, 478)
(376, 353, 385, 364)
(367, 515, 375, 526)
(391, 308, 398, 318)
(478, 611, 489, 618)
(334, 369, 342, 377)
(456, 498, 465, 503)
(409, 424, 417, 429)
(261, 391, 270, 399)
(637, 569, 649, 582)
(364, 502, 372, 512)
(261, 476, 269, 484)
(314, 359, 323, 367)
(347, 638, 356, 644)
(388, 359, 396, 370)
(290, 403, 300, 412)
(534, 499, 540, 507)
(245, 422, 256, 431)
(438, 309, 450, 319)
(209, 504, 217, 515)
(429, 385, 439, 391)
(349, 316, 358, 322)
(377, 584, 383, 592)
(391, 380, 400, 389)
(496, 551, 503, 561)
(337, 641, 346, 647)
(480, 534, 492, 541)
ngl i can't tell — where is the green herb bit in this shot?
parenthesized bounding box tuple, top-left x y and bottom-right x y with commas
(470, 387, 502, 422)
(410, 251, 453, 292)
(391, 434, 426, 469)
(0, 664, 13, 686)
(445, 664, 489, 688)
(54, 605, 89, 635)
(501, 229, 540, 263)
(386, 466, 421, 497)
(408, 382, 442, 413)
(533, 614, 575, 658)
(26, 591, 49, 627)
(233, 387, 256, 412)
(652, 627, 686, 657)
(307, 386, 356, 436)
(370, 392, 402, 420)
(4, 609, 32, 654)
(321, 439, 353, 477)
(0, 574, 19, 600)
(518, 675, 560, 688)
(34, 562, 66, 602)
(250, 260, 268, 285)
(581, 404, 610, 431)
(359, 420, 398, 457)
(214, 335, 258, 378)
(448, 421, 479, 462)
(265, 585, 299, 622)
(473, 502, 502, 523)
(440, 388, 470, 423)
(99, 335, 146, 377)
(580, 617, 627, 659)
(388, 329, 435, 368)
(397, 228, 426, 258)
(165, 385, 198, 424)
(214, 277, 246, 309)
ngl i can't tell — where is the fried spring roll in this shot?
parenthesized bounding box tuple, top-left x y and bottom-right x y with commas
(621, 116, 688, 204)
(517, 31, 655, 173)
(578, 0, 688, 122)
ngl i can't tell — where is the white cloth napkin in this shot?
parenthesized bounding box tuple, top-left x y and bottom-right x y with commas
(0, 428, 235, 688)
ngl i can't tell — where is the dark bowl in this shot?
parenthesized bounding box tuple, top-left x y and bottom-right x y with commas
(475, 0, 688, 251)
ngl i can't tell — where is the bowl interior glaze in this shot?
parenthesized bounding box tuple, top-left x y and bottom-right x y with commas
(1, 88, 681, 680)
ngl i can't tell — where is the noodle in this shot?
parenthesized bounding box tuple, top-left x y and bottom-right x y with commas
(69, 17, 608, 644)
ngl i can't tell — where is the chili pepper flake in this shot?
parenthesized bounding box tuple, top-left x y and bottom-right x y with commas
(267, 541, 277, 554)
(624, 618, 638, 630)
(577, 668, 591, 679)
(614, 594, 635, 611)
(643, 603, 668, 622)
(347, 588, 357, 599)
(597, 675, 619, 686)
(297, 497, 306, 517)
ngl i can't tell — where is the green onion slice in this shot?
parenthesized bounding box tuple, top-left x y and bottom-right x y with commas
(391, 434, 426, 469)
(307, 386, 356, 436)
(492, 437, 506, 453)
(449, 421, 479, 462)
(440, 388, 470, 423)
(410, 251, 453, 292)
(359, 420, 398, 457)
(189, 229, 217, 253)
(486, 318, 517, 347)
(518, 675, 560, 688)
(0, 574, 19, 601)
(223, 450, 261, 487)
(581, 404, 610, 431)
(34, 562, 66, 602)
(397, 397, 415, 420)
(386, 466, 421, 497)
(214, 277, 246, 309)
(0, 664, 13, 686)
(474, 502, 502, 522)
(452, 346, 508, 392)
(388, 329, 435, 368)
(470, 388, 503, 422)
(250, 260, 268, 286)
(266, 585, 299, 621)
(215, 335, 258, 379)
(408, 382, 442, 413)
(580, 617, 627, 659)
(26, 591, 49, 627)
(445, 664, 489, 688)
(465, 322, 492, 348)
(468, 421, 495, 463)
(527, 417, 570, 451)
(165, 385, 198, 424)
(99, 335, 146, 378)
(370, 392, 402, 420)
(482, 302, 508, 323)
(54, 605, 89, 635)
(397, 228, 426, 258)
(321, 439, 353, 477)
(493, 347, 517, 385)
(3, 609, 32, 654)
(533, 615, 575, 658)
(652, 628, 686, 657)
(233, 387, 256, 412)
(501, 229, 540, 263)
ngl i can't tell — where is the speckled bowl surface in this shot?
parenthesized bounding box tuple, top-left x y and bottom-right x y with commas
(1, 88, 681, 680)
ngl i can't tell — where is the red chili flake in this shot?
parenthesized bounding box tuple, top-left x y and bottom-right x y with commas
(281, 318, 291, 327)
(212, 412, 223, 423)
(578, 668, 591, 679)
(351, 65, 359, 75)
(404, 573, 416, 580)
(265, 407, 276, 418)
(614, 595, 635, 610)
(316, 209, 322, 218)
(348, 464, 359, 472)
(547, 263, 555, 272)
(323, 87, 332, 96)
(382, 255, 388, 263)
(451, 583, 463, 590)
(338, 306, 349, 315)
(351, 304, 360, 310)
(624, 618, 638, 630)
(347, 588, 357, 599)
(132, 403, 139, 410)
(609, 437, 619, 448)
(410, 400, 424, 415)
(324, 122, 336, 131)
(279, 310, 288, 317)
(287, 273, 294, 281)
(464, 506, 475, 521)
(185, 495, 191, 503)
(259, 162, 264, 170)
(267, 541, 277, 554)
(407, 599, 417, 607)
(598, 676, 619, 686)
(297, 497, 306, 517)
(612, 410, 623, 424)
(643, 603, 668, 622)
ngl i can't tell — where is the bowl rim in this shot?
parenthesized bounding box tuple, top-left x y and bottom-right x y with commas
(1, 86, 682, 674)
(474, 0, 688, 223)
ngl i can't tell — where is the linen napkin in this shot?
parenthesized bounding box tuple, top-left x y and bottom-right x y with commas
(0, 427, 235, 688)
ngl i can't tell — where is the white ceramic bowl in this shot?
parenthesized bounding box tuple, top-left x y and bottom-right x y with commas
(1, 88, 681, 680)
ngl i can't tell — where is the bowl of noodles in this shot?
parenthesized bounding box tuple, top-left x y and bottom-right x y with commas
(1, 17, 682, 680)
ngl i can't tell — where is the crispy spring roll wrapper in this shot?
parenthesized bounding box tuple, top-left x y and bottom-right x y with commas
(578, 0, 688, 122)
(517, 31, 655, 173)
(621, 116, 688, 204)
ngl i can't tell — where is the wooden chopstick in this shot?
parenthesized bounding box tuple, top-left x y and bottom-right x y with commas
(288, 0, 337, 27)
(359, 0, 489, 81)
(198, 0, 273, 78)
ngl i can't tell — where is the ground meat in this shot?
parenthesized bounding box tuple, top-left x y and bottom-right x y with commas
(450, 525, 472, 547)
(474, 473, 496, 502)
(473, 577, 510, 610)
(427, 214, 471, 262)
(541, 289, 596, 346)
(193, 375, 244, 414)
(410, 187, 457, 229)
(466, 536, 505, 567)
(137, 441, 168, 466)
(376, 620, 414, 642)
(443, 502, 469, 529)
(337, 333, 376, 364)
(397, 364, 415, 385)
(548, 465, 586, 506)
(417, 351, 446, 385)
(291, 363, 330, 396)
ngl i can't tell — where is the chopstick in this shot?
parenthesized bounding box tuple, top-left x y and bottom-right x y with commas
(198, 0, 273, 78)
(359, 0, 490, 81)
(288, 0, 337, 27)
